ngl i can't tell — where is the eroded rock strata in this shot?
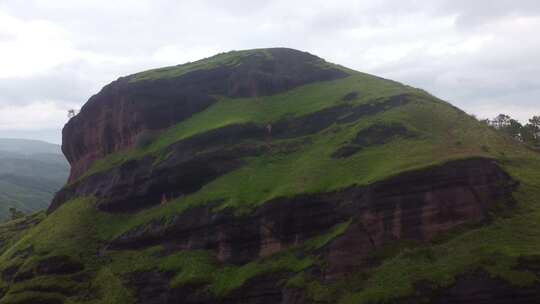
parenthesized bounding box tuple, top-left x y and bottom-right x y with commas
(105, 158, 516, 303)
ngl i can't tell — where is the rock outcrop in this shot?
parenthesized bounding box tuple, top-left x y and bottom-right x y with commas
(106, 158, 516, 303)
(401, 272, 540, 304)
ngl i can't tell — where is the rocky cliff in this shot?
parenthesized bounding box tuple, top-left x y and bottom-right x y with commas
(0, 48, 539, 304)
(62, 49, 346, 182)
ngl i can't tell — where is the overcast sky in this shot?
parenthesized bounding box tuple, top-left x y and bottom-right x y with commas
(0, 0, 539, 144)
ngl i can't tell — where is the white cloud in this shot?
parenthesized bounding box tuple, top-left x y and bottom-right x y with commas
(0, 101, 72, 130)
(150, 45, 221, 66)
(0, 0, 539, 143)
(0, 11, 76, 78)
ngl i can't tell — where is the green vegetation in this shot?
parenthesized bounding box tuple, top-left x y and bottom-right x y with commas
(304, 219, 352, 250)
(130, 49, 273, 82)
(0, 211, 44, 255)
(210, 251, 314, 297)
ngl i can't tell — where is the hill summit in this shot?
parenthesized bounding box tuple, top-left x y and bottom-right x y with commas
(1, 48, 540, 304)
(61, 48, 347, 182)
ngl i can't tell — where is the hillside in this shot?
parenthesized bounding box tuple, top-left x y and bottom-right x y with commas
(0, 48, 539, 304)
(0, 139, 69, 220)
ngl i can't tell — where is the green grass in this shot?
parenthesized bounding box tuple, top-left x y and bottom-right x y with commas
(0, 211, 45, 255)
(304, 219, 352, 250)
(129, 49, 273, 82)
(210, 251, 314, 297)
(1, 197, 101, 261)
(6, 274, 81, 295)
(0, 291, 65, 304)
(85, 267, 135, 304)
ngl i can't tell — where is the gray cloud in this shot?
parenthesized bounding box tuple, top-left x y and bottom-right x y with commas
(0, 63, 92, 106)
(0, 0, 539, 144)
(439, 0, 540, 28)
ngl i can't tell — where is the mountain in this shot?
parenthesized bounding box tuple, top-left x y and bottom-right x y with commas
(0, 138, 62, 155)
(0, 48, 539, 304)
(0, 139, 69, 220)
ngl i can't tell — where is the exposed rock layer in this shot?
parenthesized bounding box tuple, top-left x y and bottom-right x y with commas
(107, 158, 519, 303)
(400, 273, 540, 304)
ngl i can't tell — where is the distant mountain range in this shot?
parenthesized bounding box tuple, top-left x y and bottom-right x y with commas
(0, 138, 69, 220)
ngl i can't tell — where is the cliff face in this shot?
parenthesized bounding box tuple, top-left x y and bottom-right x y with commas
(2, 48, 540, 304)
(110, 158, 513, 266)
(62, 48, 347, 182)
(107, 158, 517, 304)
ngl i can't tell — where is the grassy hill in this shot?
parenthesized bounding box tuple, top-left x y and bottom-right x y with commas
(0, 49, 539, 304)
(0, 139, 69, 220)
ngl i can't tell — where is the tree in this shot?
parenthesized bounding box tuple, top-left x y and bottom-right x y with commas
(522, 124, 538, 144)
(488, 114, 540, 147)
(489, 114, 522, 140)
(67, 109, 79, 118)
(530, 116, 540, 128)
(504, 119, 524, 140)
(529, 116, 540, 140)
(491, 114, 511, 129)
